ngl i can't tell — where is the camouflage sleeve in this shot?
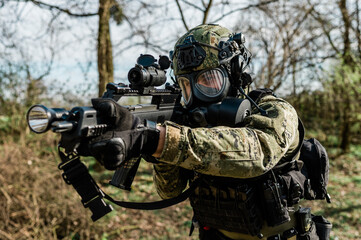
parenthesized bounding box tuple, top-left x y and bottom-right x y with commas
(156, 95, 299, 179)
(153, 163, 189, 199)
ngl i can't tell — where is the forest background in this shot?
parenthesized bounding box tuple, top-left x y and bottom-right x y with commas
(0, 0, 360, 239)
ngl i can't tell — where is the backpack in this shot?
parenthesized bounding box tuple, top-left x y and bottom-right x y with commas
(300, 138, 331, 203)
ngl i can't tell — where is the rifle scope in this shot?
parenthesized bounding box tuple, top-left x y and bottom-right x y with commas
(128, 65, 166, 89)
(127, 54, 170, 89)
(27, 105, 69, 134)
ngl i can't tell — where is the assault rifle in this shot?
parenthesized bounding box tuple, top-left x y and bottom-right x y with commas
(26, 54, 251, 221)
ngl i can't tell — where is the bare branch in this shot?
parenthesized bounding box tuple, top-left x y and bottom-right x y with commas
(202, 0, 213, 24)
(308, 1, 340, 55)
(181, 0, 204, 11)
(175, 0, 189, 31)
(354, 0, 361, 55)
(287, 4, 315, 42)
(338, 0, 352, 59)
(212, 0, 279, 23)
(28, 0, 98, 17)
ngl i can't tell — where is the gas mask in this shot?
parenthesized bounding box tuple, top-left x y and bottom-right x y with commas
(177, 66, 230, 107)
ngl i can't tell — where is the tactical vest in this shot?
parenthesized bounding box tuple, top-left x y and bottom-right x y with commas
(189, 91, 306, 237)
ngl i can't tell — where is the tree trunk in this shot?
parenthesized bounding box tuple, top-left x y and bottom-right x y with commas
(338, 0, 353, 153)
(340, 100, 351, 152)
(97, 0, 114, 97)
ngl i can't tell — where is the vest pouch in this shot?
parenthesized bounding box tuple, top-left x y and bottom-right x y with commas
(312, 215, 332, 240)
(297, 222, 319, 240)
(262, 179, 290, 227)
(296, 207, 320, 240)
(279, 170, 307, 206)
(190, 182, 263, 236)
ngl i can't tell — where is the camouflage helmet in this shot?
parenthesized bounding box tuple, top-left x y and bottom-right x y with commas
(171, 24, 252, 108)
(171, 24, 233, 76)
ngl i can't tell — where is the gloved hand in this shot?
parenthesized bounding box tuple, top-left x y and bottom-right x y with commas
(76, 98, 136, 156)
(77, 98, 159, 170)
(89, 120, 160, 170)
(91, 98, 136, 131)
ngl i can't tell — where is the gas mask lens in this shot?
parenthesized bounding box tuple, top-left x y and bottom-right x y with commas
(195, 69, 225, 97)
(178, 77, 192, 104)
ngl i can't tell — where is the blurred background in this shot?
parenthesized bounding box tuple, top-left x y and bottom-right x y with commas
(0, 0, 360, 239)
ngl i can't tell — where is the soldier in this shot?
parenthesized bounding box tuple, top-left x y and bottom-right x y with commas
(89, 24, 328, 239)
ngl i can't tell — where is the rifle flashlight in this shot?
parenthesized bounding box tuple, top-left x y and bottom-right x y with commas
(27, 105, 68, 134)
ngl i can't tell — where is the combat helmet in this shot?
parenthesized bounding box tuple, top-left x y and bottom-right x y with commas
(170, 24, 252, 107)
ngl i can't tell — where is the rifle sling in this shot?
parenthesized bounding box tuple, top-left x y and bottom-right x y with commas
(103, 179, 199, 210)
(58, 150, 198, 212)
(58, 152, 113, 221)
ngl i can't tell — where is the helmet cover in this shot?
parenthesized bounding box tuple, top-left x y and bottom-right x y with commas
(172, 24, 233, 76)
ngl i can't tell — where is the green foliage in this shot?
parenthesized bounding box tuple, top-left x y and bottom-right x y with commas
(0, 62, 47, 113)
(324, 58, 361, 151)
(287, 58, 361, 150)
(0, 115, 11, 132)
(0, 61, 50, 142)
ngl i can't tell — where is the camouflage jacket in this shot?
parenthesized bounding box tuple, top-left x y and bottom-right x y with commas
(153, 95, 300, 199)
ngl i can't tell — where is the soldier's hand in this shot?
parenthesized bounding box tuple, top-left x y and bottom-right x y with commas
(87, 120, 160, 170)
(91, 98, 135, 131)
(76, 98, 137, 157)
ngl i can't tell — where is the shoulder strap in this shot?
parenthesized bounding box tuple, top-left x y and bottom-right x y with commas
(248, 88, 276, 103)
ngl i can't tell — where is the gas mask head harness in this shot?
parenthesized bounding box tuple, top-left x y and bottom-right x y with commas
(170, 24, 253, 108)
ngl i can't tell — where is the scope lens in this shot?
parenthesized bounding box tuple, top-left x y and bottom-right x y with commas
(27, 105, 50, 133)
(128, 68, 143, 84)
